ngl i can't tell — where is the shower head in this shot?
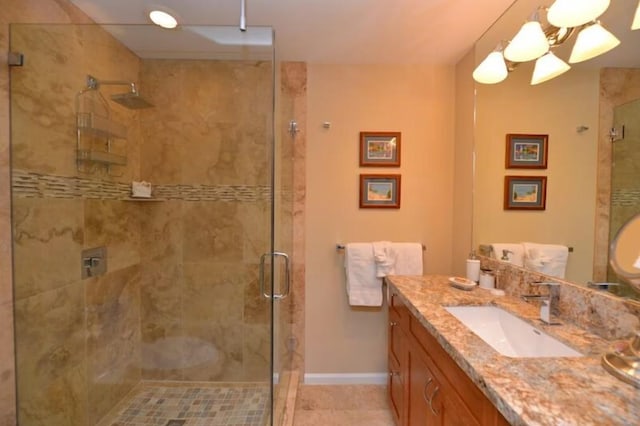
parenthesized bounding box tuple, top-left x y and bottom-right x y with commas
(110, 91, 154, 109)
(85, 75, 154, 109)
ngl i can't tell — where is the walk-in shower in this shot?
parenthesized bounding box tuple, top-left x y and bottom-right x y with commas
(9, 22, 293, 426)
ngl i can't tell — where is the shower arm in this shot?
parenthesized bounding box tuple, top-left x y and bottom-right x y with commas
(86, 75, 139, 94)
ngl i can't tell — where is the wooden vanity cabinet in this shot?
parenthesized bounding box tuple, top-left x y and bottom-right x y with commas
(388, 289, 509, 426)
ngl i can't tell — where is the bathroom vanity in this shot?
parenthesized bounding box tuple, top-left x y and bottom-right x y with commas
(386, 275, 640, 426)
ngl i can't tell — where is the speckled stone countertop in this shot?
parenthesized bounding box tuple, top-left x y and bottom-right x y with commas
(386, 274, 640, 426)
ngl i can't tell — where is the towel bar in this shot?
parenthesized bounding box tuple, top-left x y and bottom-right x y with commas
(336, 243, 426, 251)
(479, 244, 574, 254)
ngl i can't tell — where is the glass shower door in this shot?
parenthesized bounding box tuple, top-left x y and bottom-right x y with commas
(10, 23, 284, 426)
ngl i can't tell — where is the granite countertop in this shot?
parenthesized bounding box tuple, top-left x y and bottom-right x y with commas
(386, 274, 640, 426)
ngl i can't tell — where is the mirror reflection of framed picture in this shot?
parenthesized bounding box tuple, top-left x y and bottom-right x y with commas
(505, 133, 548, 169)
(504, 175, 547, 210)
(359, 174, 401, 208)
(359, 131, 401, 167)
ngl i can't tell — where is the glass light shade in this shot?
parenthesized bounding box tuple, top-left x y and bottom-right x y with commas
(633, 1, 640, 30)
(547, 0, 610, 28)
(531, 52, 571, 85)
(473, 51, 508, 84)
(504, 21, 549, 62)
(149, 10, 178, 29)
(569, 22, 620, 63)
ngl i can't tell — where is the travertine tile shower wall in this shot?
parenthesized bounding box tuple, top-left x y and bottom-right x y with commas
(10, 24, 143, 425)
(10, 26, 275, 426)
(138, 59, 273, 383)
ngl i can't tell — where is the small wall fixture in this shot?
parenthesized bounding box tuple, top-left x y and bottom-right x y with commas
(149, 10, 178, 29)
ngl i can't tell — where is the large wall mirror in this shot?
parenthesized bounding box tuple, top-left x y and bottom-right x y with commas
(473, 0, 640, 300)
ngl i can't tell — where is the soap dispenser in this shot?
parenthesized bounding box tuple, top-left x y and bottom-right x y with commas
(466, 250, 481, 283)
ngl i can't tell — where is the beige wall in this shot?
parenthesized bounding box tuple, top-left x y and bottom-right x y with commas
(473, 63, 599, 284)
(453, 49, 476, 277)
(305, 64, 455, 374)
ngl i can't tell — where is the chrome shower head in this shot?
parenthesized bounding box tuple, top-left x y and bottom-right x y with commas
(110, 92, 154, 109)
(85, 75, 154, 109)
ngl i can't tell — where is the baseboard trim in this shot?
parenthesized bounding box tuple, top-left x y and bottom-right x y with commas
(303, 373, 387, 385)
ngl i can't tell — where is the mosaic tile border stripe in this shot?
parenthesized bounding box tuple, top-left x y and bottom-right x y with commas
(612, 188, 640, 207)
(12, 170, 272, 202)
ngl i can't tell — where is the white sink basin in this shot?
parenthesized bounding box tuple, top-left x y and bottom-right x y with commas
(445, 306, 583, 358)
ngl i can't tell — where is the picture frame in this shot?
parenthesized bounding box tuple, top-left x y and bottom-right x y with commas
(359, 131, 401, 167)
(359, 174, 401, 208)
(505, 133, 548, 169)
(504, 176, 547, 210)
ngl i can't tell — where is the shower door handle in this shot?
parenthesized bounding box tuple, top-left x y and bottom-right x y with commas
(259, 251, 291, 300)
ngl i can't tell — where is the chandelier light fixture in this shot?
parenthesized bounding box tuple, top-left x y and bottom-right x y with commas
(632, 1, 640, 30)
(547, 0, 610, 28)
(531, 51, 571, 85)
(569, 21, 620, 63)
(473, 0, 619, 86)
(472, 44, 509, 84)
(503, 10, 549, 62)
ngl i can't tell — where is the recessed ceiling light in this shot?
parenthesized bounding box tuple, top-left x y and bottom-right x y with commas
(149, 10, 178, 29)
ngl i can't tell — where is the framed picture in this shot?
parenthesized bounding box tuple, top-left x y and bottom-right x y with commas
(505, 133, 548, 169)
(359, 174, 401, 208)
(504, 176, 547, 210)
(359, 131, 401, 167)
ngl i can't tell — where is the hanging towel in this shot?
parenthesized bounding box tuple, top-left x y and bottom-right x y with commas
(391, 242, 424, 275)
(523, 242, 569, 278)
(373, 241, 396, 278)
(490, 243, 525, 266)
(344, 243, 382, 306)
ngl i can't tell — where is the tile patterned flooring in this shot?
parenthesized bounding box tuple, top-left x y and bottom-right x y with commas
(292, 385, 394, 426)
(99, 383, 270, 426)
(98, 382, 393, 426)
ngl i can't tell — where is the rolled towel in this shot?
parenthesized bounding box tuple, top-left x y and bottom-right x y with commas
(373, 241, 396, 278)
(523, 242, 569, 278)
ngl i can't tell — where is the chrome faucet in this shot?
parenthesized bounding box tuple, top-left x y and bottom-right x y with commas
(521, 281, 561, 325)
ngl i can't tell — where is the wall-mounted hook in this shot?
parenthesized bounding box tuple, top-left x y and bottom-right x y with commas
(610, 125, 625, 142)
(288, 120, 300, 137)
(576, 125, 589, 133)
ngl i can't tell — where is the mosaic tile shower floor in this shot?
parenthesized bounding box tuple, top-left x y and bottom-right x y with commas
(100, 383, 270, 426)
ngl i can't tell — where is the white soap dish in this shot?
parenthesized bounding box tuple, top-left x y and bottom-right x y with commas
(448, 276, 477, 291)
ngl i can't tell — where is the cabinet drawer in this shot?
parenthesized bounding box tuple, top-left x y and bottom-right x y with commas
(409, 315, 487, 421)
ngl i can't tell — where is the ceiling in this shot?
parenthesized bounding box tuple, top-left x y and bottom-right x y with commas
(68, 0, 516, 64)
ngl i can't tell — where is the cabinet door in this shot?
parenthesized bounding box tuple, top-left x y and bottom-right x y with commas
(389, 309, 408, 425)
(407, 349, 441, 426)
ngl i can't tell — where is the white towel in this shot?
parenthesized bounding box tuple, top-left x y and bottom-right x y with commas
(373, 241, 396, 278)
(490, 243, 525, 266)
(391, 243, 424, 275)
(523, 242, 569, 278)
(344, 243, 382, 306)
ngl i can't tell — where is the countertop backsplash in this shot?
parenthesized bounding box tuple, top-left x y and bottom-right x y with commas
(480, 255, 640, 340)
